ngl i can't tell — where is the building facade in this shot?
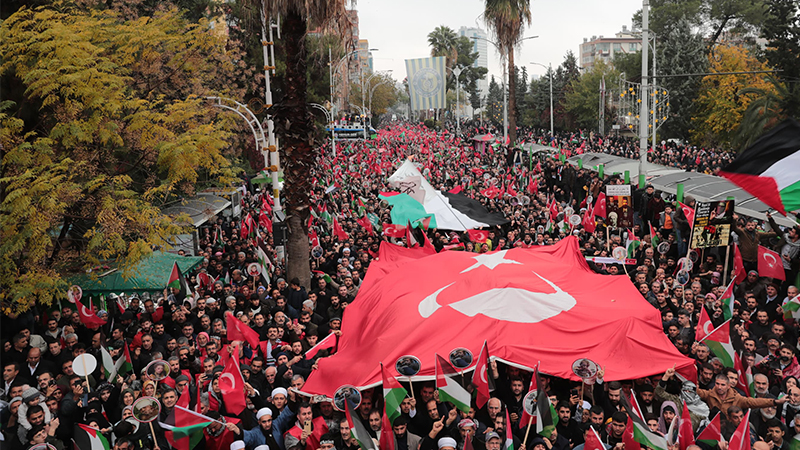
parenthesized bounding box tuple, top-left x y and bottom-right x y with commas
(579, 25, 642, 71)
(458, 26, 489, 98)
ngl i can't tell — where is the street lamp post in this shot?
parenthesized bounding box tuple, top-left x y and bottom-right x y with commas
(530, 62, 553, 137)
(369, 79, 393, 124)
(447, 66, 464, 135)
(328, 48, 362, 155)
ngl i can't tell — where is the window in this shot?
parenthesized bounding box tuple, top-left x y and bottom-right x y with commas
(613, 43, 622, 52)
(629, 43, 637, 51)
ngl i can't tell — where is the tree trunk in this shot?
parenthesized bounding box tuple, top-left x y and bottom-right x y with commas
(274, 9, 313, 290)
(508, 51, 517, 146)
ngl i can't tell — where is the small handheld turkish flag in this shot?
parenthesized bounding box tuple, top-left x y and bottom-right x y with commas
(757, 245, 785, 280)
(219, 343, 246, 415)
(467, 229, 489, 244)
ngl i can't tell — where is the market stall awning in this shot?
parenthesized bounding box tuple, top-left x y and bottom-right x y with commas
(68, 252, 204, 295)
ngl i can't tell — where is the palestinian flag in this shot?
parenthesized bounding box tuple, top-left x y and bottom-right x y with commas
(619, 394, 668, 450)
(161, 405, 215, 450)
(745, 363, 756, 397)
(535, 366, 557, 438)
(729, 409, 751, 450)
(73, 424, 110, 450)
(702, 319, 735, 368)
(312, 270, 333, 285)
(696, 413, 722, 447)
(790, 433, 800, 450)
(435, 354, 471, 414)
(117, 342, 133, 376)
(505, 408, 515, 450)
(100, 346, 126, 381)
(784, 297, 800, 320)
(626, 230, 641, 258)
(649, 223, 659, 247)
(167, 262, 188, 301)
(389, 160, 507, 231)
(719, 279, 735, 321)
(381, 363, 407, 426)
(720, 118, 800, 215)
(345, 396, 377, 450)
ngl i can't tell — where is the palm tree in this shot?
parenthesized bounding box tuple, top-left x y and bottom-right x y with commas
(258, 0, 351, 289)
(736, 76, 798, 148)
(428, 25, 459, 69)
(484, 0, 531, 146)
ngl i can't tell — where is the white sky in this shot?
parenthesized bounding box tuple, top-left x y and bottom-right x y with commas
(358, 0, 642, 81)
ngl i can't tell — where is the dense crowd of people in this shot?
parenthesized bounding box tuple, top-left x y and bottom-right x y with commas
(2, 122, 799, 450)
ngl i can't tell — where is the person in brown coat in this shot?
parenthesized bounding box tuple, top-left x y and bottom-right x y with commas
(696, 372, 784, 419)
(731, 213, 779, 272)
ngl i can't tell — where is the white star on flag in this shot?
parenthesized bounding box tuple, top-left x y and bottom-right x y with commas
(461, 250, 522, 273)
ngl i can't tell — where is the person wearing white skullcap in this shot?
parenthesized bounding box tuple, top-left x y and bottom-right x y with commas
(254, 446, 270, 450)
(438, 437, 457, 450)
(244, 405, 293, 450)
(230, 441, 245, 450)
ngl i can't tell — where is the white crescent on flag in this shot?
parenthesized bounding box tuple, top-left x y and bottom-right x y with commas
(220, 373, 236, 392)
(763, 251, 777, 268)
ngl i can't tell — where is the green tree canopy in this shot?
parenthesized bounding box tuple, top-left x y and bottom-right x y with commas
(0, 5, 244, 312)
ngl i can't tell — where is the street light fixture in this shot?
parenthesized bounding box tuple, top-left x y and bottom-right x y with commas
(470, 35, 538, 143)
(447, 66, 464, 134)
(529, 62, 553, 137)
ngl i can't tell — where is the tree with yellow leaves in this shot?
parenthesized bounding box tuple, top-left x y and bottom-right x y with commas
(691, 42, 776, 149)
(0, 5, 246, 313)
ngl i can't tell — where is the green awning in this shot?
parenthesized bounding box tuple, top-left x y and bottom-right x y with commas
(68, 252, 204, 295)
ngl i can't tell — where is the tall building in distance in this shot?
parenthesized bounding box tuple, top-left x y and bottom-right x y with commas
(358, 39, 373, 74)
(579, 25, 642, 71)
(458, 26, 489, 99)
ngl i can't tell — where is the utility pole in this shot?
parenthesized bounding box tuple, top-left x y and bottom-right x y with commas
(260, 8, 281, 215)
(638, 0, 650, 187)
(328, 47, 337, 157)
(503, 78, 508, 144)
(651, 36, 657, 157)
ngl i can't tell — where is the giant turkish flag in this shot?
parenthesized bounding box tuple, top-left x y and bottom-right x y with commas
(302, 237, 694, 396)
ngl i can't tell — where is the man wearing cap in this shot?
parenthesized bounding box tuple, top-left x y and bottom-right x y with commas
(243, 407, 286, 450)
(483, 432, 502, 450)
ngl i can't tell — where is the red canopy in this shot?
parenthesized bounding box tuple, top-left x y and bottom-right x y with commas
(302, 237, 695, 396)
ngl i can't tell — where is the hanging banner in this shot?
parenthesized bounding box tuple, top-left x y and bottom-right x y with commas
(405, 56, 447, 111)
(690, 200, 735, 249)
(605, 185, 633, 228)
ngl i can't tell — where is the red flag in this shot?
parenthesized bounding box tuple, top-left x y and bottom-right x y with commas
(152, 305, 164, 323)
(405, 222, 419, 248)
(593, 192, 606, 218)
(696, 413, 722, 446)
(528, 178, 539, 196)
(467, 229, 489, 244)
(448, 186, 463, 194)
(678, 201, 695, 225)
(357, 216, 374, 236)
(520, 365, 538, 426)
(383, 223, 406, 238)
(582, 207, 596, 233)
(473, 341, 493, 409)
(300, 238, 696, 398)
(240, 216, 249, 239)
(678, 401, 695, 450)
(758, 245, 785, 280)
(333, 217, 349, 241)
(76, 302, 106, 329)
(305, 332, 338, 360)
(734, 353, 749, 397)
(729, 409, 751, 450)
(733, 244, 747, 284)
(417, 216, 432, 231)
(309, 229, 320, 248)
(549, 198, 559, 219)
(584, 426, 604, 450)
(219, 343, 246, 415)
(696, 306, 714, 342)
(622, 417, 642, 450)
(225, 311, 260, 349)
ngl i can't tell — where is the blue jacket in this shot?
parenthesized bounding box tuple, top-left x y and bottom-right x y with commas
(243, 405, 295, 450)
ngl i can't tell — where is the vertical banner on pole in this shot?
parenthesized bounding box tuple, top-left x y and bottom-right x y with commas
(676, 183, 684, 203)
(405, 57, 447, 111)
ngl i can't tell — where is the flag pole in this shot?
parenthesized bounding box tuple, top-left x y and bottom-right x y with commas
(723, 244, 731, 286)
(523, 415, 534, 445)
(81, 358, 92, 393)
